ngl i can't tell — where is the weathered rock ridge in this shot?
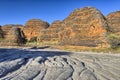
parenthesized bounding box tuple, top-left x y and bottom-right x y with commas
(1, 6, 120, 47)
(39, 7, 109, 47)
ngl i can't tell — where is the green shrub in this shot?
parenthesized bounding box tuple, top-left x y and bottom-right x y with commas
(29, 37, 37, 42)
(0, 38, 4, 42)
(107, 34, 120, 48)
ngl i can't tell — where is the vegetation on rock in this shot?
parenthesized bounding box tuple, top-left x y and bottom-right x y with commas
(107, 34, 120, 48)
(29, 37, 37, 42)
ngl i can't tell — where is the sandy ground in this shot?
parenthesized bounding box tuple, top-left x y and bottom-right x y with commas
(0, 48, 120, 80)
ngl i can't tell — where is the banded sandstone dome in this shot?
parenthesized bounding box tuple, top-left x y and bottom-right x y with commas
(0, 26, 3, 38)
(106, 11, 120, 35)
(23, 19, 49, 41)
(1, 24, 24, 38)
(0, 27, 25, 46)
(39, 7, 109, 47)
(0, 6, 120, 48)
(38, 20, 62, 44)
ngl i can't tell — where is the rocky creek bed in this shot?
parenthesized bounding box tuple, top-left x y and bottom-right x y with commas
(0, 48, 120, 80)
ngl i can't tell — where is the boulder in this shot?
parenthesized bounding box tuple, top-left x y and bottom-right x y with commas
(23, 19, 49, 41)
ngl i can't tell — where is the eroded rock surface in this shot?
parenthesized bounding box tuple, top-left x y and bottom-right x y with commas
(1, 7, 120, 48)
(39, 7, 109, 47)
(0, 48, 119, 80)
(106, 11, 120, 35)
(59, 7, 108, 47)
(38, 20, 62, 44)
(2, 24, 24, 38)
(0, 26, 4, 38)
(0, 27, 25, 46)
(23, 19, 49, 41)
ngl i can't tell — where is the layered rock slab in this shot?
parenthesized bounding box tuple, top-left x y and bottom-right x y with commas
(0, 48, 119, 80)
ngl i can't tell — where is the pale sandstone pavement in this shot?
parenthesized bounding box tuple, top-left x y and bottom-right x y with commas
(0, 48, 120, 80)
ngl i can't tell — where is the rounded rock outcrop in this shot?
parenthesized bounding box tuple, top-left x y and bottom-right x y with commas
(106, 11, 120, 34)
(25, 19, 49, 28)
(59, 7, 109, 47)
(2, 24, 24, 38)
(0, 27, 25, 46)
(38, 7, 109, 48)
(0, 26, 4, 38)
(37, 20, 62, 43)
(23, 19, 49, 41)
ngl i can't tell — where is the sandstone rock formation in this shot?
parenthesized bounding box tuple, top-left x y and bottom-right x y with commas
(2, 25, 13, 38)
(0, 26, 4, 38)
(2, 7, 120, 48)
(39, 7, 109, 48)
(2, 24, 24, 38)
(106, 11, 120, 35)
(0, 27, 25, 46)
(23, 19, 49, 41)
(38, 20, 62, 44)
(59, 7, 109, 47)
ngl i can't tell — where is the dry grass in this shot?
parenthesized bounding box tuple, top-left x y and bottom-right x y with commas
(51, 45, 120, 53)
(11, 42, 120, 54)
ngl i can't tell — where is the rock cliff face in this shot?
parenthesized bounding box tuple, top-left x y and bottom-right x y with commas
(106, 11, 120, 35)
(2, 24, 24, 38)
(0, 27, 25, 46)
(39, 7, 109, 47)
(59, 7, 108, 47)
(23, 19, 49, 41)
(0, 26, 4, 38)
(38, 20, 62, 44)
(1, 6, 120, 47)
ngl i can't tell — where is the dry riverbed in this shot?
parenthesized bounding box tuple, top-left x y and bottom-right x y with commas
(0, 48, 120, 80)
